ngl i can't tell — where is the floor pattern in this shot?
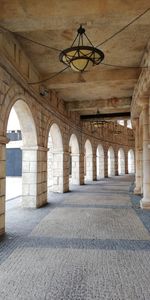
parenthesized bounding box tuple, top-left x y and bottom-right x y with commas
(0, 175, 150, 300)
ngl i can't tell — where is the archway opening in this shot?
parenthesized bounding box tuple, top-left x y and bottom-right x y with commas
(6, 100, 37, 208)
(118, 148, 125, 175)
(96, 144, 104, 179)
(108, 146, 115, 177)
(69, 134, 80, 186)
(47, 123, 63, 193)
(84, 139, 93, 182)
(128, 149, 135, 174)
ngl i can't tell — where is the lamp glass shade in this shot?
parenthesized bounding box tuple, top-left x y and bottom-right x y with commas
(70, 58, 91, 72)
(59, 28, 105, 72)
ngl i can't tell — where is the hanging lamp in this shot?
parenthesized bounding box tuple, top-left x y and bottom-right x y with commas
(59, 25, 104, 72)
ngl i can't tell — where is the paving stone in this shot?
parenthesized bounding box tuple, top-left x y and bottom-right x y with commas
(0, 175, 150, 300)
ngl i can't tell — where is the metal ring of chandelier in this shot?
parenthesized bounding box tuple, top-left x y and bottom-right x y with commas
(59, 25, 105, 72)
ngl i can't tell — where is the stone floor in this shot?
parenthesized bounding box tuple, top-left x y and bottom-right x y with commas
(0, 175, 150, 300)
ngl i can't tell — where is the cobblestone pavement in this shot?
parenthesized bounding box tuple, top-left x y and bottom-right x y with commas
(0, 175, 150, 300)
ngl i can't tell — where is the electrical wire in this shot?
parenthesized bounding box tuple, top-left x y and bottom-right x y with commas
(0, 8, 149, 53)
(28, 66, 69, 85)
(0, 7, 149, 85)
(101, 62, 149, 69)
(96, 7, 150, 48)
(0, 25, 62, 52)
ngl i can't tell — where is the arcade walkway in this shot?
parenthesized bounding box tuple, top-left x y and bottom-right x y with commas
(0, 175, 150, 300)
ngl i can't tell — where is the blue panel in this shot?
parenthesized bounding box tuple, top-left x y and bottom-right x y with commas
(6, 148, 22, 176)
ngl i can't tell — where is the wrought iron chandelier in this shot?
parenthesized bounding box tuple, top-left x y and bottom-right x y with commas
(59, 25, 104, 72)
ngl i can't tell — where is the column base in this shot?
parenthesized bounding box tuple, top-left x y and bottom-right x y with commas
(140, 198, 150, 209)
(134, 187, 142, 195)
(0, 227, 5, 236)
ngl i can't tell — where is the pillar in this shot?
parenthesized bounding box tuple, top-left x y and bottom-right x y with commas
(63, 151, 70, 192)
(125, 150, 128, 174)
(139, 149, 143, 194)
(37, 147, 48, 207)
(22, 146, 47, 208)
(93, 150, 97, 180)
(104, 150, 108, 177)
(115, 152, 118, 176)
(140, 103, 150, 208)
(79, 153, 84, 185)
(134, 119, 142, 194)
(0, 136, 8, 235)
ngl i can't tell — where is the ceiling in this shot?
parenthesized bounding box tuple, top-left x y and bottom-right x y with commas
(0, 0, 150, 119)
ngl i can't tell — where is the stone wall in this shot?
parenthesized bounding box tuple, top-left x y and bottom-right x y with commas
(0, 31, 135, 235)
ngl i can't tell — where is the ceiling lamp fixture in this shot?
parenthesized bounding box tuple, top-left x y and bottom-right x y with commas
(59, 25, 104, 72)
(93, 121, 108, 127)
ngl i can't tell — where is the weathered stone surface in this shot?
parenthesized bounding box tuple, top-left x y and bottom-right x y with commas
(0, 176, 150, 299)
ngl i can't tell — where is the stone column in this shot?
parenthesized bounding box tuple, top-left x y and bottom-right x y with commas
(115, 152, 118, 176)
(104, 150, 108, 177)
(22, 146, 48, 208)
(37, 147, 48, 207)
(79, 153, 84, 185)
(134, 119, 142, 194)
(140, 103, 150, 208)
(125, 150, 128, 174)
(0, 136, 8, 236)
(93, 150, 97, 181)
(63, 151, 70, 192)
(139, 149, 143, 194)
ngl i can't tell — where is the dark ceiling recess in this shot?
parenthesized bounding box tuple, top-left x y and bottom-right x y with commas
(80, 112, 130, 121)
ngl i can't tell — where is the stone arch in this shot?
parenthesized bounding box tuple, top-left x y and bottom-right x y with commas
(47, 123, 64, 193)
(128, 149, 135, 174)
(11, 100, 37, 146)
(84, 139, 93, 182)
(108, 146, 115, 177)
(118, 148, 125, 175)
(6, 99, 38, 207)
(69, 133, 80, 185)
(96, 144, 104, 179)
(2, 86, 39, 141)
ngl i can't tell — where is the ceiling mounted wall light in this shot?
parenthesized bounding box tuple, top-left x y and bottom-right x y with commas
(59, 25, 104, 72)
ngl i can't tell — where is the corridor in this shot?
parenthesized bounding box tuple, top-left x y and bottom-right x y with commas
(0, 175, 150, 300)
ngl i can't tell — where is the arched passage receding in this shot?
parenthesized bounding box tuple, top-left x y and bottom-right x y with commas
(108, 146, 115, 177)
(7, 100, 38, 207)
(84, 139, 93, 182)
(47, 123, 63, 193)
(118, 148, 125, 175)
(96, 144, 104, 179)
(69, 134, 80, 185)
(128, 149, 135, 174)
